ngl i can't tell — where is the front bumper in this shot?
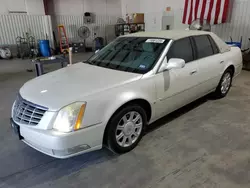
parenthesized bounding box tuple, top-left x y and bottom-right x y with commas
(11, 119, 105, 159)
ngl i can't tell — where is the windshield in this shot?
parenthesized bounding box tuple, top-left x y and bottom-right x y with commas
(85, 37, 170, 74)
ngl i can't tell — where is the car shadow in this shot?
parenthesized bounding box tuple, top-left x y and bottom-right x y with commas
(145, 95, 210, 134)
(2, 147, 117, 188)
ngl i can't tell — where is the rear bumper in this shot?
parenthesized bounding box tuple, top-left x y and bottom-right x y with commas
(13, 121, 105, 159)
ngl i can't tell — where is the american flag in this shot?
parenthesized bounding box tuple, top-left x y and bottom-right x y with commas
(182, 0, 230, 25)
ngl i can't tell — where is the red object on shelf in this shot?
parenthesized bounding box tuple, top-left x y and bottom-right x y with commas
(58, 25, 69, 53)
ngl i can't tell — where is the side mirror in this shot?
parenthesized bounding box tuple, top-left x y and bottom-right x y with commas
(159, 57, 185, 72)
(166, 58, 185, 70)
(95, 49, 100, 54)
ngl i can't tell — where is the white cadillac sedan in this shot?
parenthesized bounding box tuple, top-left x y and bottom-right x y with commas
(11, 30, 242, 158)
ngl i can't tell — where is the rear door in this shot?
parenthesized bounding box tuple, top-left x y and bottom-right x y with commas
(154, 37, 201, 119)
(192, 35, 224, 94)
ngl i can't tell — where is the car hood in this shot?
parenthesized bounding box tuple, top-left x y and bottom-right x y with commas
(20, 63, 142, 111)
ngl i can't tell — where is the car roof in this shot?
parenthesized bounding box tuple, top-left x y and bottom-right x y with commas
(121, 30, 230, 53)
(123, 30, 211, 40)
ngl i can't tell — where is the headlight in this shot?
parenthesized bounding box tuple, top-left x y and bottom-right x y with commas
(53, 102, 86, 133)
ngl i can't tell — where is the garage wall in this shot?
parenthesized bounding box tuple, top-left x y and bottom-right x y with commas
(0, 0, 122, 16)
(0, 0, 45, 15)
(54, 15, 117, 47)
(121, 0, 140, 15)
(49, 0, 122, 47)
(0, 15, 53, 46)
(25, 0, 45, 15)
(51, 0, 122, 16)
(139, 0, 188, 31)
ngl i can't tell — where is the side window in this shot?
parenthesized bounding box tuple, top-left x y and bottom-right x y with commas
(208, 35, 220, 54)
(193, 35, 214, 59)
(167, 37, 194, 63)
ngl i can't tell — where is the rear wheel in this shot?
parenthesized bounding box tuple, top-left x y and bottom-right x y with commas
(214, 69, 233, 98)
(106, 105, 147, 153)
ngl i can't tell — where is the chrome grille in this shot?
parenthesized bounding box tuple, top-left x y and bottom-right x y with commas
(13, 94, 48, 126)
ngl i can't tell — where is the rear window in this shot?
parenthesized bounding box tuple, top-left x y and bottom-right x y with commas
(193, 35, 214, 59)
(208, 35, 220, 54)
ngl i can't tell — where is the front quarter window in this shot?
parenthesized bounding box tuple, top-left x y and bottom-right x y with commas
(85, 37, 170, 74)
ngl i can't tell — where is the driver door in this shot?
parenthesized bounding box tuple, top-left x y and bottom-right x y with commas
(154, 37, 201, 119)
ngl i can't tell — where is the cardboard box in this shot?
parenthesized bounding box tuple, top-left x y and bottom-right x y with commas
(133, 13, 144, 23)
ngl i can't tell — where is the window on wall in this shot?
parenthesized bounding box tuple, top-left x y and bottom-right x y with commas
(193, 35, 214, 59)
(167, 37, 194, 63)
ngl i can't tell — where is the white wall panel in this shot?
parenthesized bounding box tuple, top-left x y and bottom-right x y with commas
(139, 0, 185, 31)
(52, 0, 122, 16)
(52, 0, 84, 15)
(121, 0, 140, 16)
(0, 15, 53, 46)
(0, 0, 45, 15)
(25, 0, 45, 15)
(6, 0, 26, 12)
(144, 12, 163, 31)
(107, 0, 122, 16)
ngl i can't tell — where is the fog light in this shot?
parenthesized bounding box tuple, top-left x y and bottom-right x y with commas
(52, 144, 90, 156)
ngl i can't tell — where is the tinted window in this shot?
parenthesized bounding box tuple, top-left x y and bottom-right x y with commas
(208, 35, 220, 54)
(167, 37, 194, 63)
(86, 37, 170, 74)
(193, 35, 214, 59)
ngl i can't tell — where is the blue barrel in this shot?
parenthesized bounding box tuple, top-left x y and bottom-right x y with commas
(39, 40, 51, 57)
(225, 42, 242, 48)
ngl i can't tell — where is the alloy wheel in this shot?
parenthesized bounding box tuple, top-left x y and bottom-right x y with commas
(221, 72, 231, 94)
(115, 111, 143, 147)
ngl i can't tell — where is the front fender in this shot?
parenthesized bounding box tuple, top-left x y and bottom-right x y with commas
(102, 91, 153, 125)
(82, 77, 155, 130)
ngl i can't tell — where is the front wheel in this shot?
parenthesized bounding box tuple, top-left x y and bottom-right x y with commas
(214, 69, 233, 98)
(106, 105, 147, 153)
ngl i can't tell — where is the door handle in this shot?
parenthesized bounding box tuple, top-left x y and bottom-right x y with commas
(220, 61, 224, 64)
(190, 70, 197, 75)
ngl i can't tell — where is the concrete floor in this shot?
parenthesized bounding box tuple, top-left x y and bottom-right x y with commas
(1, 53, 250, 188)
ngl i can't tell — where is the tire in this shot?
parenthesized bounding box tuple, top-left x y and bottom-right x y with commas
(214, 69, 233, 98)
(106, 104, 147, 153)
